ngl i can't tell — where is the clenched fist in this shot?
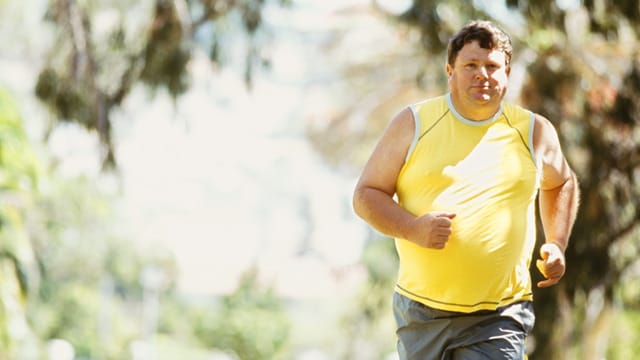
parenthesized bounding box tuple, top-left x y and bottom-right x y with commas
(407, 212, 456, 249)
(536, 242, 566, 287)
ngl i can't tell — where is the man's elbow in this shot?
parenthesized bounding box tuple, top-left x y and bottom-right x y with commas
(352, 185, 367, 219)
(542, 170, 578, 192)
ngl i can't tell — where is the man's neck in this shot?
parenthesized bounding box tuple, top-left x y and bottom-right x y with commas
(448, 93, 502, 122)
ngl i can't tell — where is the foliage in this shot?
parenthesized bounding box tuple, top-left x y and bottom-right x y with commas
(510, 3, 640, 358)
(25, 173, 162, 359)
(338, 237, 398, 359)
(3, 0, 295, 357)
(35, 0, 289, 168)
(607, 308, 640, 359)
(0, 88, 41, 358)
(194, 267, 290, 359)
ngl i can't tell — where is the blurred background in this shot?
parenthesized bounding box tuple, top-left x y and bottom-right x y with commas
(0, 0, 638, 359)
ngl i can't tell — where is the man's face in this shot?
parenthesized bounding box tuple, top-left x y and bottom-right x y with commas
(446, 40, 510, 110)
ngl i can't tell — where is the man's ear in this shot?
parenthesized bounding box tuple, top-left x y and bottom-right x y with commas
(445, 63, 453, 77)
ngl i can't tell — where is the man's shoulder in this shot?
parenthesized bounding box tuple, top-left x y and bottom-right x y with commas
(412, 94, 447, 107)
(502, 100, 528, 112)
(411, 94, 448, 115)
(502, 101, 534, 122)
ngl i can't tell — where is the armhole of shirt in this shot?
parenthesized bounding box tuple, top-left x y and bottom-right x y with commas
(527, 111, 538, 169)
(405, 105, 421, 163)
(528, 111, 543, 189)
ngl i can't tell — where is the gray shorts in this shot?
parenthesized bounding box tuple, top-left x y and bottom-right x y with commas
(393, 292, 535, 360)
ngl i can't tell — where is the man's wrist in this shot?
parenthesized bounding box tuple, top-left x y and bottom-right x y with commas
(549, 241, 566, 253)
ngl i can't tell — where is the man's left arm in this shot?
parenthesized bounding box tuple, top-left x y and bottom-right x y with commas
(533, 114, 580, 288)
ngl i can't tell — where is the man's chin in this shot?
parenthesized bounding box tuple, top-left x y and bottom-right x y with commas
(471, 91, 504, 104)
(472, 95, 493, 104)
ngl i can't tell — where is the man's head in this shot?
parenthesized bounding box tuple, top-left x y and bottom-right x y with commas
(447, 20, 512, 70)
(445, 20, 512, 120)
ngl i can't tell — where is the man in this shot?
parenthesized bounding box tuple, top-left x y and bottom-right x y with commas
(352, 20, 579, 359)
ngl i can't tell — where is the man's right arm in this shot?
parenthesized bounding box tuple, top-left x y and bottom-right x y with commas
(352, 108, 455, 249)
(352, 107, 415, 239)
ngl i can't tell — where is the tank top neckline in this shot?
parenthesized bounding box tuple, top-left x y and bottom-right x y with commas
(446, 93, 503, 127)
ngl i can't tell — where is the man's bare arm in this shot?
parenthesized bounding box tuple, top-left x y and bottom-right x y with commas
(534, 114, 580, 287)
(353, 108, 456, 249)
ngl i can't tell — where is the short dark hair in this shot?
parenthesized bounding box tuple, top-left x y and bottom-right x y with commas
(447, 20, 512, 68)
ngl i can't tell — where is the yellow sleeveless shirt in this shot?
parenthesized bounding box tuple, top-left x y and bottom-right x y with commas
(394, 94, 540, 313)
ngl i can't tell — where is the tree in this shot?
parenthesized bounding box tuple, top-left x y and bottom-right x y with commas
(515, 4, 640, 357)
(35, 0, 289, 168)
(193, 267, 290, 359)
(26, 174, 151, 359)
(0, 88, 41, 358)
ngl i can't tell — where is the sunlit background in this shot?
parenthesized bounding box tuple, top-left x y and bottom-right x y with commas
(0, 0, 639, 359)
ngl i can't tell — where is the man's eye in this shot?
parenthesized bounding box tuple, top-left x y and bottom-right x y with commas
(465, 64, 476, 69)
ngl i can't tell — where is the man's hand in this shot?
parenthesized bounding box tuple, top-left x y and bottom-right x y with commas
(536, 242, 566, 287)
(408, 212, 456, 249)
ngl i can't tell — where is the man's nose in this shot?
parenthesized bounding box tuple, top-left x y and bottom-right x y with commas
(475, 66, 489, 79)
